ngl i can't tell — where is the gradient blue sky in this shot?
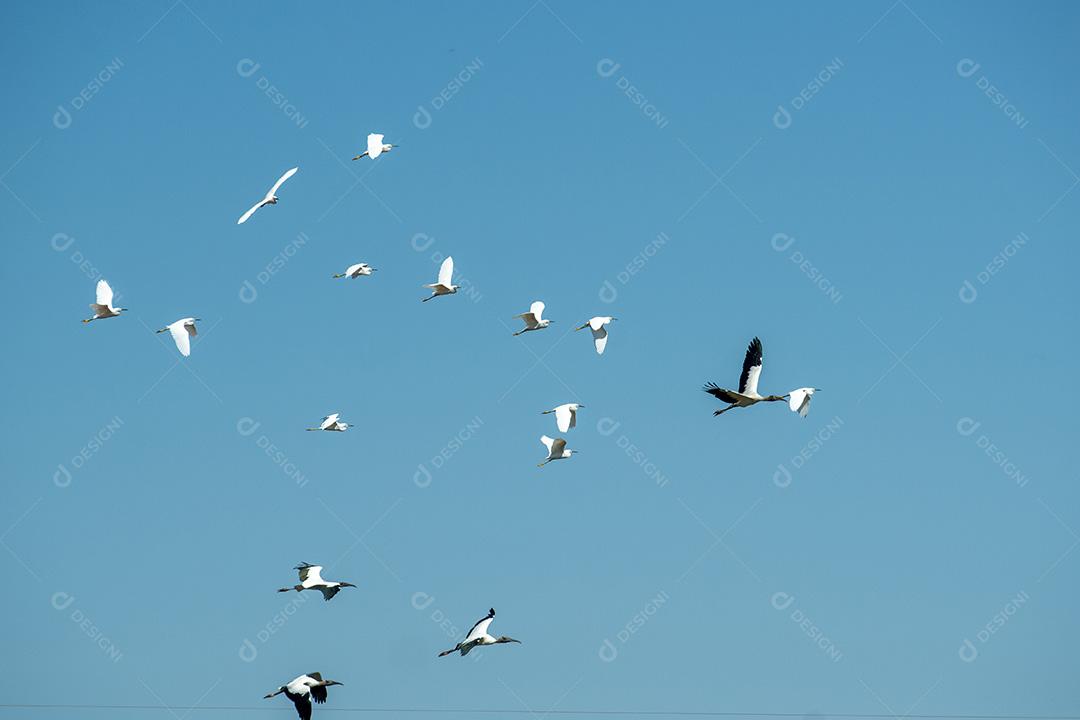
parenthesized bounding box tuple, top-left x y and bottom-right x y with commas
(2, 1, 1078, 718)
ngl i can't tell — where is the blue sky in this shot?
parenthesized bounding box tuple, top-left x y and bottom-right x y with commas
(2, 1, 1078, 717)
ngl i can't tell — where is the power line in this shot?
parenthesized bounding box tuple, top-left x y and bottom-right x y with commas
(0, 705, 1076, 719)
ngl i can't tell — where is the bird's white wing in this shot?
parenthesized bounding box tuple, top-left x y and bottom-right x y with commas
(540, 435, 555, 453)
(268, 167, 299, 196)
(320, 413, 340, 430)
(95, 279, 114, 307)
(237, 200, 263, 225)
(529, 301, 545, 322)
(739, 337, 764, 395)
(588, 316, 609, 331)
(551, 438, 567, 456)
(346, 263, 364, 276)
(591, 326, 608, 355)
(438, 256, 454, 286)
(464, 610, 495, 642)
(367, 133, 384, 159)
(168, 321, 192, 357)
(554, 405, 572, 433)
(788, 388, 814, 417)
(298, 564, 325, 583)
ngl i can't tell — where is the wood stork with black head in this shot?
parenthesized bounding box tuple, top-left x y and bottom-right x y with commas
(513, 301, 551, 336)
(352, 133, 395, 160)
(438, 608, 521, 657)
(542, 403, 583, 433)
(237, 167, 298, 225)
(82, 279, 125, 322)
(576, 316, 616, 355)
(155, 318, 199, 357)
(264, 672, 343, 720)
(422, 256, 459, 302)
(786, 387, 821, 417)
(332, 263, 376, 279)
(538, 435, 577, 467)
(277, 562, 357, 601)
(306, 413, 349, 432)
(703, 337, 787, 416)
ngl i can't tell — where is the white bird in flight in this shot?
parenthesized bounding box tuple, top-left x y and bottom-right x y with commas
(277, 562, 357, 601)
(307, 413, 349, 432)
(538, 435, 577, 467)
(264, 672, 343, 720)
(703, 337, 787, 416)
(513, 301, 551, 336)
(576, 316, 616, 355)
(237, 167, 299, 225)
(422, 256, 459, 302)
(332, 263, 376, 279)
(155, 318, 199, 357)
(786, 387, 821, 418)
(438, 608, 521, 657)
(82, 279, 125, 322)
(352, 133, 395, 160)
(542, 403, 583, 433)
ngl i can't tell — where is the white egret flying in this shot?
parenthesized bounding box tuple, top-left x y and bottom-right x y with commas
(513, 301, 551, 336)
(786, 387, 821, 418)
(542, 403, 583, 433)
(422, 256, 459, 302)
(576, 316, 616, 355)
(538, 435, 577, 467)
(307, 413, 349, 432)
(264, 672, 343, 720)
(332, 263, 376, 279)
(438, 608, 521, 657)
(277, 562, 357, 601)
(82, 279, 125, 322)
(237, 166, 299, 224)
(703, 337, 787, 416)
(352, 133, 395, 160)
(155, 318, 199, 357)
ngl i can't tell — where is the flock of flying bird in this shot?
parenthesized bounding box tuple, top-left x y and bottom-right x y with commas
(79, 130, 820, 719)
